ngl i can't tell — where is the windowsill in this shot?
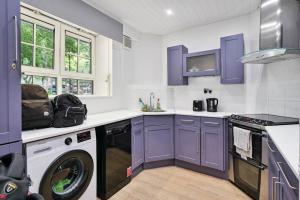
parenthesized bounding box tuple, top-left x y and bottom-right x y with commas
(49, 95, 113, 99)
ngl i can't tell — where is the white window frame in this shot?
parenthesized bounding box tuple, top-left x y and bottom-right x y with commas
(60, 24, 96, 80)
(20, 6, 99, 96)
(21, 8, 60, 76)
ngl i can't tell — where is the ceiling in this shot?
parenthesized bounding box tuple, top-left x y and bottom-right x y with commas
(84, 0, 260, 35)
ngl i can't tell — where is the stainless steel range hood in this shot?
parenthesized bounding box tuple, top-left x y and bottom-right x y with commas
(241, 49, 300, 64)
(241, 0, 300, 64)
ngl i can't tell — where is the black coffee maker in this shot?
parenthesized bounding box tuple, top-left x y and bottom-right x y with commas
(206, 98, 218, 112)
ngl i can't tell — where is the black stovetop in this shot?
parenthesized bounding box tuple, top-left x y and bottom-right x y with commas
(230, 114, 299, 126)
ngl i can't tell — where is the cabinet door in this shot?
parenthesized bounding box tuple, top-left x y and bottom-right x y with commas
(221, 34, 244, 84)
(183, 49, 221, 77)
(201, 118, 224, 171)
(131, 117, 144, 170)
(278, 162, 298, 200)
(145, 125, 174, 162)
(167, 45, 188, 85)
(175, 126, 200, 165)
(0, 0, 21, 145)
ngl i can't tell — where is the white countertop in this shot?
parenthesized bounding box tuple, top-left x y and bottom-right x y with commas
(22, 109, 232, 143)
(265, 125, 300, 177)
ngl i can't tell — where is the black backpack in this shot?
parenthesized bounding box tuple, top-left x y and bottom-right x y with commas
(22, 84, 54, 130)
(52, 94, 87, 128)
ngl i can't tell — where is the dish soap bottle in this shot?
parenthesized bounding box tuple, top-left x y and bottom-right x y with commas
(156, 98, 161, 111)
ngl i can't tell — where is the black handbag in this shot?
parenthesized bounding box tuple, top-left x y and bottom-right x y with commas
(22, 84, 54, 130)
(52, 94, 87, 128)
(0, 154, 44, 200)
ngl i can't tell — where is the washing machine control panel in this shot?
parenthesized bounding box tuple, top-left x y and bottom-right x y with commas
(77, 131, 91, 143)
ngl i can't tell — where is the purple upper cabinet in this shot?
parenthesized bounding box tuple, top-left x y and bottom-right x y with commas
(175, 115, 201, 165)
(183, 49, 220, 77)
(167, 45, 188, 86)
(200, 117, 225, 171)
(220, 34, 244, 84)
(0, 0, 21, 146)
(131, 117, 144, 170)
(144, 116, 174, 163)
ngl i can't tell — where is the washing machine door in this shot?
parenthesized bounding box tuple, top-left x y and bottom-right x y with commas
(39, 150, 94, 200)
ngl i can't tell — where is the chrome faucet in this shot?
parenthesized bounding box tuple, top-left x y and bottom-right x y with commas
(149, 92, 155, 111)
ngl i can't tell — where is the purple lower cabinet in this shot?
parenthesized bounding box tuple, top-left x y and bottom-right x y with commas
(131, 117, 144, 170)
(175, 126, 200, 165)
(278, 163, 298, 200)
(220, 34, 244, 84)
(0, 142, 22, 157)
(144, 116, 174, 163)
(200, 118, 225, 171)
(0, 0, 21, 147)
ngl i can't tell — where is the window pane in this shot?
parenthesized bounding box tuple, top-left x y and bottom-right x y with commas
(36, 25, 54, 49)
(79, 40, 91, 58)
(78, 58, 91, 74)
(21, 74, 33, 84)
(32, 75, 57, 95)
(36, 47, 54, 69)
(21, 20, 33, 43)
(65, 54, 78, 72)
(65, 36, 78, 54)
(62, 78, 78, 94)
(78, 80, 93, 95)
(21, 44, 33, 66)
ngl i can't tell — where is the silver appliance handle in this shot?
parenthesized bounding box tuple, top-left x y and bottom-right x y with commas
(33, 147, 52, 154)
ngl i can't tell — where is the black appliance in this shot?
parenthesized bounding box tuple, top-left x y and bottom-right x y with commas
(193, 100, 204, 111)
(206, 98, 218, 112)
(228, 114, 299, 200)
(96, 120, 132, 200)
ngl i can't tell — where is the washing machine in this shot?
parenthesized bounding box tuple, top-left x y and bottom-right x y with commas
(26, 129, 97, 200)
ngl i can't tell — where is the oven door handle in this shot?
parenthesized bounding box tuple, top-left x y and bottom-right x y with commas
(232, 153, 266, 170)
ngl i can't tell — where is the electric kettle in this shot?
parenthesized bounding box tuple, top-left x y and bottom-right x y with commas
(206, 98, 218, 112)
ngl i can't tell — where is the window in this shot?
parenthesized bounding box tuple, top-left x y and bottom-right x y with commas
(21, 74, 57, 95)
(20, 5, 110, 96)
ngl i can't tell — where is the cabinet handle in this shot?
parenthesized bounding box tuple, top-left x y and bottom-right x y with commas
(10, 16, 18, 70)
(204, 122, 220, 126)
(132, 121, 143, 126)
(277, 162, 298, 190)
(272, 177, 279, 200)
(274, 181, 282, 200)
(180, 119, 194, 123)
(266, 139, 277, 153)
(197, 133, 200, 153)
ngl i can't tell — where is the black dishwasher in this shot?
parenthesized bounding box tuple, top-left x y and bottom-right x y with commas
(96, 120, 132, 200)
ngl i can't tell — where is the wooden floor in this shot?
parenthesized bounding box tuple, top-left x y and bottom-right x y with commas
(108, 166, 252, 200)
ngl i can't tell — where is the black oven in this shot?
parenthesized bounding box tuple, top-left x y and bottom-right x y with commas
(228, 121, 268, 200)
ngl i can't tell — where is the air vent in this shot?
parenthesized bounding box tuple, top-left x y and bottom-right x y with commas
(123, 35, 132, 49)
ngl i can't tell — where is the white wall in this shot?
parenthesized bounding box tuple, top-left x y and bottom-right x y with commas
(123, 24, 173, 110)
(161, 10, 300, 117)
(85, 11, 300, 118)
(81, 41, 126, 115)
(161, 11, 267, 113)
